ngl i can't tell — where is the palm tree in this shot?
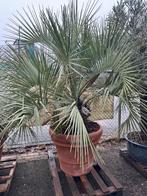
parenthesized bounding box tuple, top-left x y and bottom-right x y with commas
(109, 0, 147, 139)
(1, 0, 146, 165)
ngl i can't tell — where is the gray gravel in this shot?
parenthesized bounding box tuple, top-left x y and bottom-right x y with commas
(7, 159, 55, 196)
(100, 142, 147, 196)
(5, 141, 147, 196)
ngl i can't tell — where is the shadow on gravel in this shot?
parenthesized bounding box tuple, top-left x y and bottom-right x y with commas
(7, 159, 55, 196)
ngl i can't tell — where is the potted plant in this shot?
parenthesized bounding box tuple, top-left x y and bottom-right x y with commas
(110, 0, 147, 165)
(1, 0, 145, 176)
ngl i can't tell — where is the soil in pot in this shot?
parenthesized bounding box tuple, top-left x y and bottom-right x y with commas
(128, 132, 147, 145)
(59, 120, 100, 134)
(85, 121, 100, 133)
(49, 122, 102, 176)
(137, 139, 147, 145)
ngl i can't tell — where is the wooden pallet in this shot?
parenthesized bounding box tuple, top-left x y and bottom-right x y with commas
(0, 155, 17, 195)
(120, 149, 147, 178)
(48, 151, 123, 196)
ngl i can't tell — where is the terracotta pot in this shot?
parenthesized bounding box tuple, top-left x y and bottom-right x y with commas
(49, 123, 102, 176)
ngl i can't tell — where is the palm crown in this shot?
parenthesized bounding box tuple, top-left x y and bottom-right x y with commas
(0, 0, 146, 163)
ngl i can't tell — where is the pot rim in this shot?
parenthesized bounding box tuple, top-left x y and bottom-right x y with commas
(49, 123, 102, 138)
(49, 123, 102, 147)
(126, 131, 147, 148)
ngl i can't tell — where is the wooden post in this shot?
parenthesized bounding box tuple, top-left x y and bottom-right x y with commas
(118, 101, 121, 141)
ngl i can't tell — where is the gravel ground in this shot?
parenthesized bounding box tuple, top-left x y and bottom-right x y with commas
(5, 141, 147, 196)
(100, 141, 147, 196)
(7, 159, 54, 196)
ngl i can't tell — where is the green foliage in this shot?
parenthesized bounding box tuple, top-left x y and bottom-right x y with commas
(109, 0, 147, 69)
(0, 0, 146, 163)
(109, 0, 147, 136)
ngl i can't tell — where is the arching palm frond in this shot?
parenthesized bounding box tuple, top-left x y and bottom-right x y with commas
(1, 0, 147, 165)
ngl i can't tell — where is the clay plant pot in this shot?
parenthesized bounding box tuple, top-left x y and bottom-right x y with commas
(49, 123, 102, 176)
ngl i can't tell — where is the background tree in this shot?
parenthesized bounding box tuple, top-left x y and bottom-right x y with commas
(109, 0, 147, 136)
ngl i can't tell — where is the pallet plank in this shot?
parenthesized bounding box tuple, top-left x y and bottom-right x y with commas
(3, 166, 16, 193)
(0, 184, 8, 193)
(93, 190, 104, 196)
(0, 161, 16, 170)
(1, 156, 17, 162)
(0, 159, 16, 194)
(48, 151, 123, 196)
(65, 175, 81, 196)
(80, 175, 94, 195)
(91, 168, 109, 194)
(0, 175, 11, 181)
(98, 164, 122, 191)
(48, 152, 63, 196)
